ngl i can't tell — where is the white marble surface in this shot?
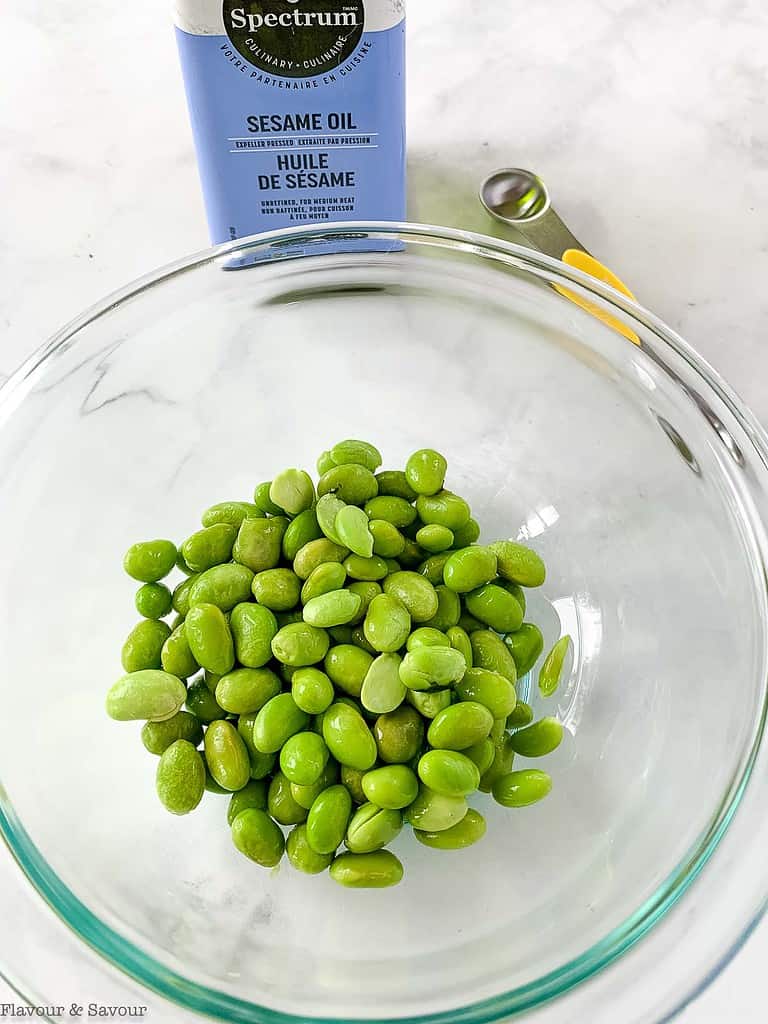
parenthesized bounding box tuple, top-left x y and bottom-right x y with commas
(1, 0, 766, 1019)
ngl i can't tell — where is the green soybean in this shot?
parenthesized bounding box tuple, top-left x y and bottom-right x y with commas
(374, 470, 417, 501)
(451, 518, 481, 548)
(185, 677, 226, 723)
(343, 553, 388, 581)
(479, 733, 516, 793)
(363, 593, 411, 653)
(406, 688, 452, 719)
(330, 439, 383, 473)
(346, 581, 381, 623)
(231, 808, 285, 866)
(465, 584, 524, 633)
(290, 760, 339, 809)
(323, 702, 377, 770)
(172, 575, 198, 617)
(237, 714, 277, 779)
(268, 771, 309, 825)
(135, 582, 173, 620)
(181, 524, 236, 573)
(233, 517, 288, 573)
(415, 491, 470, 531)
(271, 622, 329, 666)
(282, 509, 322, 561)
(405, 786, 468, 832)
(463, 738, 495, 776)
(446, 626, 473, 667)
(280, 731, 330, 786)
(501, 581, 527, 616)
(161, 622, 199, 679)
(416, 524, 454, 553)
(303, 590, 362, 628)
(360, 653, 406, 714)
(417, 749, 479, 798)
(229, 602, 277, 668)
(292, 667, 335, 715)
(406, 627, 450, 650)
(269, 469, 315, 516)
(456, 667, 517, 719)
(306, 784, 353, 854)
(317, 464, 378, 505)
(492, 769, 552, 807)
(374, 705, 425, 763)
(398, 646, 466, 691)
(204, 720, 250, 792)
(382, 571, 439, 622)
(398, 538, 425, 568)
(418, 551, 452, 586)
(405, 448, 447, 496)
(227, 779, 268, 825)
(156, 740, 205, 815)
(330, 850, 403, 888)
(286, 823, 333, 874)
(340, 765, 368, 804)
(427, 701, 494, 750)
(185, 603, 235, 675)
(361, 764, 418, 809)
(315, 493, 345, 545)
(346, 803, 402, 853)
(121, 619, 171, 673)
(324, 644, 374, 698)
(335, 505, 374, 558)
(141, 710, 202, 755)
(414, 808, 486, 850)
(443, 546, 498, 593)
(106, 670, 186, 722)
(504, 623, 544, 677)
(508, 717, 564, 757)
(253, 693, 310, 753)
(363, 495, 417, 529)
(202, 501, 264, 529)
(315, 451, 336, 477)
(215, 667, 281, 715)
(293, 538, 349, 580)
(251, 568, 302, 612)
(300, 561, 347, 604)
(253, 481, 285, 516)
(489, 540, 546, 587)
(423, 585, 461, 631)
(188, 563, 254, 611)
(539, 635, 572, 697)
(470, 630, 517, 683)
(369, 519, 406, 558)
(507, 701, 534, 729)
(123, 540, 177, 583)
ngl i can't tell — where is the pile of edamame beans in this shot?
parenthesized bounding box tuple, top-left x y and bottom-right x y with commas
(106, 442, 570, 889)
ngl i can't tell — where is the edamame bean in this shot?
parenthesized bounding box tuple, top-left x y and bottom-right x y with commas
(161, 622, 199, 678)
(268, 771, 309, 825)
(418, 552, 452, 586)
(423, 585, 461, 631)
(363, 495, 417, 529)
(106, 670, 186, 722)
(335, 505, 374, 558)
(237, 713, 277, 779)
(315, 493, 345, 544)
(479, 733, 516, 793)
(306, 784, 353, 854)
(276, 610, 305, 627)
(463, 738, 495, 776)
(405, 786, 467, 832)
(227, 779, 268, 825)
(501, 581, 526, 616)
(202, 501, 264, 529)
(360, 653, 406, 714)
(361, 764, 418, 809)
(352, 628, 377, 659)
(340, 765, 368, 804)
(369, 519, 406, 558)
(343, 553, 388, 581)
(382, 571, 439, 622)
(233, 517, 288, 573)
(346, 581, 381, 624)
(135, 582, 173, 620)
(156, 740, 205, 815)
(508, 717, 564, 757)
(330, 439, 383, 473)
(456, 667, 517, 719)
(290, 760, 339, 809)
(363, 594, 411, 653)
(406, 628, 450, 650)
(229, 602, 277, 668)
(465, 584, 524, 633)
(415, 491, 470, 531)
(141, 710, 203, 755)
(330, 850, 403, 888)
(316, 451, 336, 476)
(282, 509, 323, 561)
(292, 667, 335, 715)
(470, 630, 517, 683)
(322, 702, 377, 770)
(300, 561, 347, 604)
(458, 610, 483, 632)
(328, 624, 355, 645)
(507, 701, 534, 729)
(442, 546, 498, 593)
(489, 540, 546, 587)
(249, 568, 301, 612)
(504, 623, 544, 677)
(416, 524, 454, 553)
(492, 769, 552, 807)
(446, 626, 473, 667)
(181, 524, 236, 573)
(253, 693, 310, 753)
(123, 540, 177, 583)
(405, 448, 447, 496)
(172, 575, 198, 617)
(204, 720, 250, 792)
(324, 644, 374, 698)
(231, 808, 285, 866)
(414, 808, 486, 850)
(398, 646, 466, 691)
(186, 603, 235, 675)
(374, 470, 416, 501)
(188, 563, 254, 611)
(293, 538, 349, 580)
(271, 622, 329, 666)
(406, 688, 452, 719)
(346, 803, 402, 853)
(269, 469, 315, 516)
(286, 823, 333, 874)
(539, 635, 572, 697)
(399, 538, 426, 568)
(451, 518, 481, 548)
(280, 731, 330, 786)
(317, 464, 378, 505)
(253, 481, 285, 516)
(417, 750, 480, 798)
(373, 706, 425, 763)
(215, 667, 281, 714)
(427, 701, 494, 750)
(185, 677, 226, 723)
(121, 619, 171, 673)
(303, 590, 362, 628)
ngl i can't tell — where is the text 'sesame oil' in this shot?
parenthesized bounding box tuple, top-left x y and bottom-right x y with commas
(174, 1, 406, 244)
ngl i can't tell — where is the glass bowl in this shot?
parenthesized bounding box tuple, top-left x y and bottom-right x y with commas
(1, 224, 767, 1024)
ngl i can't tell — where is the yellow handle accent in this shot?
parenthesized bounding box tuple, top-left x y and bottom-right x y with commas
(556, 249, 640, 345)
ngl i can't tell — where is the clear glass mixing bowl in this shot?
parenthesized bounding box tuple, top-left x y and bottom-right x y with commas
(1, 224, 767, 1024)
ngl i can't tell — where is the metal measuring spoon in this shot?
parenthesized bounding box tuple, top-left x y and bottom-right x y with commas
(479, 167, 639, 343)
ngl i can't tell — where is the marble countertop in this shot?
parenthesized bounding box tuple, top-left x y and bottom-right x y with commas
(1, 0, 766, 1019)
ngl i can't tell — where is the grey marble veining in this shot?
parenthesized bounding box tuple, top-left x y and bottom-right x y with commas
(0, 0, 766, 1020)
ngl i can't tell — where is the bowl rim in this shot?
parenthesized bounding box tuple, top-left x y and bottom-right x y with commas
(2, 220, 768, 1024)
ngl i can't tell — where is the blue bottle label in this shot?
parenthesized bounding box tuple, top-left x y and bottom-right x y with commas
(175, 1, 406, 244)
